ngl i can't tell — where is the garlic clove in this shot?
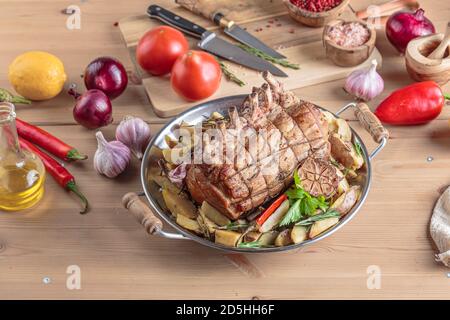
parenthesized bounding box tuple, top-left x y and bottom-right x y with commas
(344, 59, 384, 102)
(94, 131, 131, 178)
(115, 115, 151, 160)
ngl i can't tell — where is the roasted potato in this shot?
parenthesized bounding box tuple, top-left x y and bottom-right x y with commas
(164, 135, 179, 149)
(162, 146, 191, 165)
(309, 217, 339, 238)
(335, 118, 352, 142)
(176, 214, 202, 234)
(259, 199, 290, 233)
(322, 111, 338, 132)
(258, 231, 279, 246)
(244, 231, 262, 243)
(200, 201, 231, 226)
(329, 133, 364, 170)
(215, 230, 241, 247)
(152, 174, 182, 194)
(291, 225, 308, 244)
(331, 185, 361, 216)
(162, 188, 197, 219)
(275, 229, 293, 247)
(336, 169, 350, 194)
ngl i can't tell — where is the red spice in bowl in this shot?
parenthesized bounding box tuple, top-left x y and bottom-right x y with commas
(290, 0, 343, 12)
(327, 22, 370, 48)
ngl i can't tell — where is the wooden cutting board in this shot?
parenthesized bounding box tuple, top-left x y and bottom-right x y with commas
(119, 0, 382, 117)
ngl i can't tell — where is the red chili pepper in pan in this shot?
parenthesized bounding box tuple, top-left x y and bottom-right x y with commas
(19, 137, 89, 214)
(374, 81, 450, 125)
(15, 118, 87, 161)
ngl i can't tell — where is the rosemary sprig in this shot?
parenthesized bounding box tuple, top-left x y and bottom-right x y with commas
(238, 241, 263, 248)
(295, 210, 340, 226)
(216, 221, 249, 231)
(238, 44, 300, 70)
(354, 140, 363, 157)
(217, 59, 246, 87)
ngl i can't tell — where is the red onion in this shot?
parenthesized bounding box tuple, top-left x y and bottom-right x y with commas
(84, 57, 128, 100)
(386, 9, 435, 54)
(69, 88, 113, 129)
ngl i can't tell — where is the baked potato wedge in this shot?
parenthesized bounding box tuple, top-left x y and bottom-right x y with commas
(258, 231, 279, 246)
(200, 201, 231, 226)
(291, 225, 308, 244)
(331, 185, 361, 216)
(336, 169, 350, 194)
(322, 110, 338, 132)
(329, 133, 364, 170)
(275, 229, 293, 247)
(162, 188, 197, 219)
(162, 146, 191, 165)
(176, 214, 202, 234)
(336, 118, 352, 142)
(215, 230, 241, 247)
(244, 231, 262, 243)
(309, 217, 339, 238)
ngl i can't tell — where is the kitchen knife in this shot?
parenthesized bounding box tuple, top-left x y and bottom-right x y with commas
(147, 5, 288, 78)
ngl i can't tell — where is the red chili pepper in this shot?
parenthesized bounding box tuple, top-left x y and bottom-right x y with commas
(15, 118, 87, 161)
(19, 138, 89, 214)
(374, 81, 449, 125)
(256, 194, 288, 226)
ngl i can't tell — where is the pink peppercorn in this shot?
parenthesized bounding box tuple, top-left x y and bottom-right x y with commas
(290, 0, 343, 12)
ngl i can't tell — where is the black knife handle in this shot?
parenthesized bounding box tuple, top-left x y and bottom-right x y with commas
(147, 5, 207, 39)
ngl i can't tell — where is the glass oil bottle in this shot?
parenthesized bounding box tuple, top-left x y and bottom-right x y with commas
(0, 102, 45, 211)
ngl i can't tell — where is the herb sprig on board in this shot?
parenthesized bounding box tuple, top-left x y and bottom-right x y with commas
(217, 59, 246, 87)
(238, 44, 300, 70)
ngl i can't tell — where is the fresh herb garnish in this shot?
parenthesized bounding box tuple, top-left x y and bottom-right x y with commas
(354, 140, 363, 157)
(238, 241, 262, 248)
(279, 171, 329, 226)
(238, 44, 300, 70)
(295, 209, 340, 226)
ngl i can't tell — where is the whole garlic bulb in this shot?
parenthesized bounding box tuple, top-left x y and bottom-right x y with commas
(344, 59, 384, 102)
(431, 186, 450, 267)
(115, 115, 151, 159)
(94, 131, 131, 178)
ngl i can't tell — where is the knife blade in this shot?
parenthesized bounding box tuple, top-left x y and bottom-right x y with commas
(147, 5, 288, 78)
(213, 13, 286, 59)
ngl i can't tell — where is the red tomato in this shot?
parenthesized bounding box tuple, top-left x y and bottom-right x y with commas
(136, 26, 188, 76)
(171, 51, 222, 101)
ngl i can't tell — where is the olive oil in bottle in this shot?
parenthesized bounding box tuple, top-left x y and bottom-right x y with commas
(0, 102, 45, 211)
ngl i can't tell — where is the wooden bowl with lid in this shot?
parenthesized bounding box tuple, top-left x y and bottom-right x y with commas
(323, 18, 376, 67)
(284, 0, 350, 28)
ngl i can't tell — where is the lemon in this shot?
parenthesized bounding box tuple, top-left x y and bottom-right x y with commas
(8, 51, 67, 101)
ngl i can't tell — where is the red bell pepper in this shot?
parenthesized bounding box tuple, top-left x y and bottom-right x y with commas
(374, 81, 449, 125)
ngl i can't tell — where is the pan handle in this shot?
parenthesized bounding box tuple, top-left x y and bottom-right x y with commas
(335, 102, 389, 160)
(122, 192, 189, 240)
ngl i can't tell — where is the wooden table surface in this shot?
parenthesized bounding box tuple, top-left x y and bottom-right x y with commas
(1, 0, 450, 299)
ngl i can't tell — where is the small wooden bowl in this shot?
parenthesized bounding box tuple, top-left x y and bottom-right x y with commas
(284, 0, 350, 28)
(323, 19, 376, 67)
(405, 34, 450, 85)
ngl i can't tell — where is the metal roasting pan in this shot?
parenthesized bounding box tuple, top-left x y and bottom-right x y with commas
(122, 95, 389, 253)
